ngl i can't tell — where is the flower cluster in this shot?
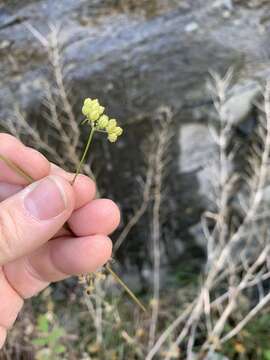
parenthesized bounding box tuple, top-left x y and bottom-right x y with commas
(82, 98, 123, 142)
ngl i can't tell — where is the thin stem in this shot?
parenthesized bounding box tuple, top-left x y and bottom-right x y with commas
(0, 154, 34, 184)
(72, 126, 95, 185)
(105, 264, 147, 313)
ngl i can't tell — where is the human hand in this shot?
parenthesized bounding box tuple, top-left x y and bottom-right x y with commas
(0, 134, 120, 348)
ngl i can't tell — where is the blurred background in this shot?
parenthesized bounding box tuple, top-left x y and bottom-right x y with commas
(1, 0, 270, 359)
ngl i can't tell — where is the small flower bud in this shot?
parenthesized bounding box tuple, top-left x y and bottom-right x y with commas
(82, 104, 90, 117)
(89, 110, 100, 122)
(84, 98, 92, 106)
(92, 99, 100, 107)
(108, 133, 118, 143)
(98, 106, 105, 116)
(82, 98, 105, 121)
(114, 127, 123, 136)
(106, 119, 117, 133)
(98, 115, 109, 129)
(81, 98, 123, 144)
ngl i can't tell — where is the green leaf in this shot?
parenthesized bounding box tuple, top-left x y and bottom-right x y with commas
(50, 327, 64, 340)
(55, 345, 66, 354)
(37, 315, 49, 333)
(263, 350, 270, 360)
(47, 327, 65, 346)
(32, 338, 48, 347)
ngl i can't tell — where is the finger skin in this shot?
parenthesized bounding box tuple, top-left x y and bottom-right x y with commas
(0, 269, 23, 328)
(68, 199, 121, 236)
(0, 133, 50, 185)
(0, 326, 7, 348)
(0, 183, 23, 202)
(4, 235, 112, 298)
(0, 166, 96, 209)
(50, 164, 96, 209)
(0, 175, 75, 265)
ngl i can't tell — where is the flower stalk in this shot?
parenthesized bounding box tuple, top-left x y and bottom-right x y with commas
(71, 98, 123, 185)
(71, 126, 95, 185)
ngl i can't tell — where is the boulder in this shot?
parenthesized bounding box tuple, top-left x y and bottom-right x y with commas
(0, 0, 269, 268)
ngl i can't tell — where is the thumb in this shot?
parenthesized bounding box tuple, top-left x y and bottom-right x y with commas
(0, 175, 74, 265)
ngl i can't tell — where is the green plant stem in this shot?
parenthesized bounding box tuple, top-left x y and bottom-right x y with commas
(105, 264, 147, 313)
(71, 126, 95, 185)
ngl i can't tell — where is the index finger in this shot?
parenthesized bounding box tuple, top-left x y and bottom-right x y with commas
(0, 134, 50, 185)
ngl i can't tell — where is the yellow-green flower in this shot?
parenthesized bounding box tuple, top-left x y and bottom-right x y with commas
(114, 127, 123, 136)
(108, 133, 118, 143)
(82, 98, 105, 121)
(82, 104, 90, 117)
(83, 98, 93, 108)
(81, 97, 123, 144)
(89, 110, 100, 122)
(84, 98, 92, 105)
(97, 115, 109, 129)
(106, 119, 117, 133)
(98, 106, 105, 115)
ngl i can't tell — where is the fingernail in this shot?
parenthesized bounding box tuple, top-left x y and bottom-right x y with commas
(24, 177, 67, 220)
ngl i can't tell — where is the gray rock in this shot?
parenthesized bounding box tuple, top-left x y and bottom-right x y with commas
(185, 21, 199, 32)
(0, 0, 269, 120)
(179, 123, 218, 203)
(0, 0, 270, 266)
(212, 0, 234, 10)
(223, 84, 261, 126)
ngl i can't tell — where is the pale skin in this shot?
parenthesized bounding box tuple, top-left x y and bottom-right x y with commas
(0, 133, 120, 348)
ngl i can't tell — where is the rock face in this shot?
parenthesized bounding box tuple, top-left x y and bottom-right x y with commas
(0, 0, 269, 270)
(0, 0, 269, 116)
(179, 123, 218, 200)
